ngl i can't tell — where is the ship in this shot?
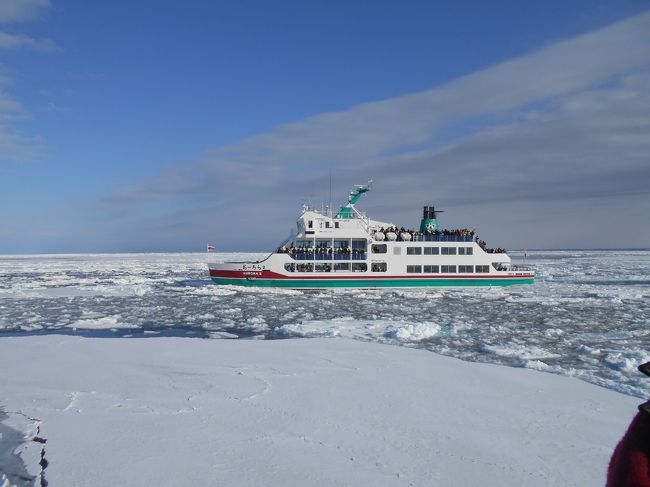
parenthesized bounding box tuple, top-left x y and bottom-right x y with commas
(208, 182, 534, 288)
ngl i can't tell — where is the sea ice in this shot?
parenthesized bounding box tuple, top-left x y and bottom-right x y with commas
(0, 336, 639, 487)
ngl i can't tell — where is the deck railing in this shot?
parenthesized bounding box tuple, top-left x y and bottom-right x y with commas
(410, 235, 474, 242)
(289, 252, 366, 261)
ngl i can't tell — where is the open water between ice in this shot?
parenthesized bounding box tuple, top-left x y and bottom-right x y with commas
(0, 251, 648, 398)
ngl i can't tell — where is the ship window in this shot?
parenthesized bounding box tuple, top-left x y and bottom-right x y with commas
(407, 265, 422, 273)
(476, 265, 489, 273)
(459, 265, 473, 273)
(441, 247, 457, 255)
(351, 239, 366, 249)
(393, 247, 401, 255)
(325, 222, 330, 228)
(335, 222, 339, 228)
(351, 263, 367, 272)
(308, 220, 313, 228)
(334, 262, 350, 271)
(441, 265, 456, 273)
(284, 263, 295, 272)
(316, 239, 332, 249)
(315, 263, 331, 272)
(423, 265, 439, 273)
(407, 247, 422, 255)
(372, 244, 387, 254)
(424, 247, 439, 255)
(458, 247, 465, 255)
(296, 263, 314, 272)
(296, 240, 313, 248)
(466, 247, 473, 255)
(334, 239, 349, 249)
(371, 262, 387, 272)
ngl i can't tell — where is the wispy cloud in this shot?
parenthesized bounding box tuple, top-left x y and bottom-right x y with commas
(94, 10, 650, 249)
(0, 1, 53, 165)
(0, 31, 55, 51)
(0, 88, 44, 162)
(0, 0, 50, 24)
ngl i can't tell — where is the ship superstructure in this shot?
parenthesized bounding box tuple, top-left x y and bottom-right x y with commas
(208, 182, 534, 288)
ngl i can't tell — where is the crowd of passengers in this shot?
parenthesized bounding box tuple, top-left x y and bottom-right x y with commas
(275, 228, 506, 255)
(376, 227, 507, 254)
(294, 263, 331, 272)
(376, 227, 475, 240)
(277, 246, 366, 257)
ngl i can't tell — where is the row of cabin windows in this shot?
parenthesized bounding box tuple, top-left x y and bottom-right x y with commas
(285, 263, 492, 273)
(408, 246, 474, 255)
(373, 245, 473, 255)
(285, 262, 367, 272)
(407, 265, 490, 273)
(295, 239, 366, 249)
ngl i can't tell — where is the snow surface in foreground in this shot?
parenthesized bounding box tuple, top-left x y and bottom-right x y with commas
(0, 336, 639, 486)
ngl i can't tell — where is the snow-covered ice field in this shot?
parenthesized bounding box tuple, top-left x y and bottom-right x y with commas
(0, 250, 648, 485)
(0, 336, 640, 486)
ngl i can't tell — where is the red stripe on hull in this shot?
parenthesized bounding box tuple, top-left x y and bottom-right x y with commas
(208, 269, 533, 280)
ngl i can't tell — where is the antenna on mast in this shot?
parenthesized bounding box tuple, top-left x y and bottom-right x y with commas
(328, 167, 332, 217)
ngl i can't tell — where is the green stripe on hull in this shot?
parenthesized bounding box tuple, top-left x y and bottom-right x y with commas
(211, 277, 534, 288)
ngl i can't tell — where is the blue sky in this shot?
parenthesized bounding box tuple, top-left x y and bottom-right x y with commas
(1, 0, 649, 253)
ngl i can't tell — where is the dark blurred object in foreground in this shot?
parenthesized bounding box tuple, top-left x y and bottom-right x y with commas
(607, 362, 650, 486)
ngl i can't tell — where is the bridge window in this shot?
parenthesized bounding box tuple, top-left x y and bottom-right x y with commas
(407, 265, 422, 273)
(371, 263, 387, 272)
(423, 265, 439, 273)
(441, 265, 456, 273)
(372, 244, 387, 254)
(424, 247, 439, 255)
(351, 263, 367, 272)
(407, 247, 422, 255)
(441, 247, 457, 255)
(458, 265, 473, 273)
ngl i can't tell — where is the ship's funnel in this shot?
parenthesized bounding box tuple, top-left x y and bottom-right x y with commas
(420, 206, 442, 233)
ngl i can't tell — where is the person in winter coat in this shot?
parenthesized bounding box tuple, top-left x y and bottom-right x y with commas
(607, 362, 650, 486)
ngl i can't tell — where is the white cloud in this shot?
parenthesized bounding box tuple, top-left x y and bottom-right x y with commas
(0, 125, 43, 162)
(90, 9, 650, 249)
(0, 90, 25, 119)
(0, 1, 53, 165)
(0, 31, 55, 51)
(0, 91, 45, 163)
(112, 11, 649, 200)
(0, 0, 50, 23)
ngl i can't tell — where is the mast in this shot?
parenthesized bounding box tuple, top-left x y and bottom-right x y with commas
(335, 180, 372, 219)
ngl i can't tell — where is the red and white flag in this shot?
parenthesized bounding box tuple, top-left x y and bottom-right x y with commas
(207, 244, 216, 252)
